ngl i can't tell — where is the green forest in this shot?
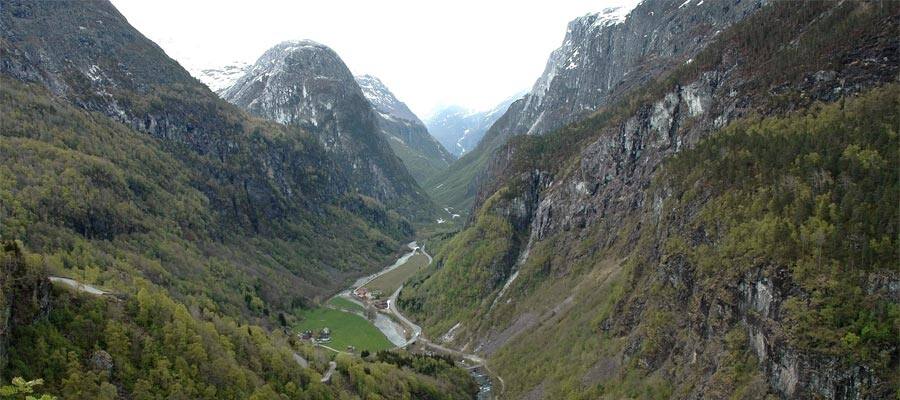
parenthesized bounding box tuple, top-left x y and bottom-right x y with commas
(0, 73, 475, 399)
(1, 241, 476, 399)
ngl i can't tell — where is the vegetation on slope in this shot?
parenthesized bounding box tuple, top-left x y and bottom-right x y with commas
(386, 136, 451, 185)
(401, 1, 898, 397)
(400, 191, 519, 336)
(659, 85, 898, 370)
(0, 77, 406, 323)
(488, 84, 899, 399)
(1, 241, 477, 399)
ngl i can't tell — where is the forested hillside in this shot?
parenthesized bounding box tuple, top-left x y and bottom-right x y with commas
(1, 241, 476, 399)
(0, 1, 474, 398)
(400, 1, 899, 398)
(0, 0, 422, 325)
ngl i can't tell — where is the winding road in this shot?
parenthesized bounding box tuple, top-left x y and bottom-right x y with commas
(48, 276, 108, 296)
(323, 241, 504, 397)
(381, 246, 505, 399)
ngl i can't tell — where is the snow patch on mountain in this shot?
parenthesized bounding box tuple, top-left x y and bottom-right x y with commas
(190, 61, 251, 93)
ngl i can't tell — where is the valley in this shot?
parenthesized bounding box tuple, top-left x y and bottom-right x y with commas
(1, 0, 897, 399)
(294, 240, 502, 398)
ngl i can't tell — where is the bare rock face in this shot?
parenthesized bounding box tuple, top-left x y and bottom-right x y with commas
(223, 41, 370, 150)
(222, 41, 429, 211)
(501, 0, 767, 141)
(90, 349, 114, 373)
(439, 0, 769, 212)
(355, 74, 454, 183)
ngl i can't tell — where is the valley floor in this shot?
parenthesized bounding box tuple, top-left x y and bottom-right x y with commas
(315, 241, 502, 399)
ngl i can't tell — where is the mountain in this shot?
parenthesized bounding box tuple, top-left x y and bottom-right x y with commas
(427, 93, 521, 157)
(400, 1, 899, 398)
(429, 0, 767, 213)
(190, 61, 250, 92)
(0, 1, 474, 397)
(355, 74, 454, 183)
(220, 40, 432, 218)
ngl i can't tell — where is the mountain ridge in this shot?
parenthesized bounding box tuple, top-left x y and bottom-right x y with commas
(355, 74, 455, 183)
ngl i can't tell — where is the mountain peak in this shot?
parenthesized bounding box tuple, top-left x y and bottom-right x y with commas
(220, 40, 434, 212)
(270, 39, 331, 53)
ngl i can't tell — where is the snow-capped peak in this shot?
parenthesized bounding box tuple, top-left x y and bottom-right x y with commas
(190, 61, 250, 93)
(588, 7, 630, 29)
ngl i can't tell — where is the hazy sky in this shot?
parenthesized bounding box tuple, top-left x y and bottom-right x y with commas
(111, 0, 638, 118)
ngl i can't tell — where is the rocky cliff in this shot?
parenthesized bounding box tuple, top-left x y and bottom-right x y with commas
(401, 1, 899, 398)
(221, 41, 431, 216)
(434, 0, 768, 213)
(355, 74, 454, 183)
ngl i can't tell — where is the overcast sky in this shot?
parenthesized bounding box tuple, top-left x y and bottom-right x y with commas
(111, 0, 638, 118)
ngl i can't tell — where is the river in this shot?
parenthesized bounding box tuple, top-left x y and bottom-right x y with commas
(332, 240, 497, 399)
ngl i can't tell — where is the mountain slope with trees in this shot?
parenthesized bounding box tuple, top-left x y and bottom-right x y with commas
(0, 1, 474, 397)
(400, 1, 899, 398)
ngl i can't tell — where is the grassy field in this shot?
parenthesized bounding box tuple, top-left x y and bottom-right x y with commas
(294, 307, 392, 352)
(363, 252, 431, 296)
(328, 296, 365, 313)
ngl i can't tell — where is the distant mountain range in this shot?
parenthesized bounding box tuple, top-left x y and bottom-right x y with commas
(426, 93, 523, 157)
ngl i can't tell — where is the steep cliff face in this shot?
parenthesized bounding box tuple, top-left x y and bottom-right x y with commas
(401, 1, 899, 398)
(504, 0, 765, 139)
(221, 41, 431, 215)
(434, 0, 768, 213)
(355, 74, 453, 183)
